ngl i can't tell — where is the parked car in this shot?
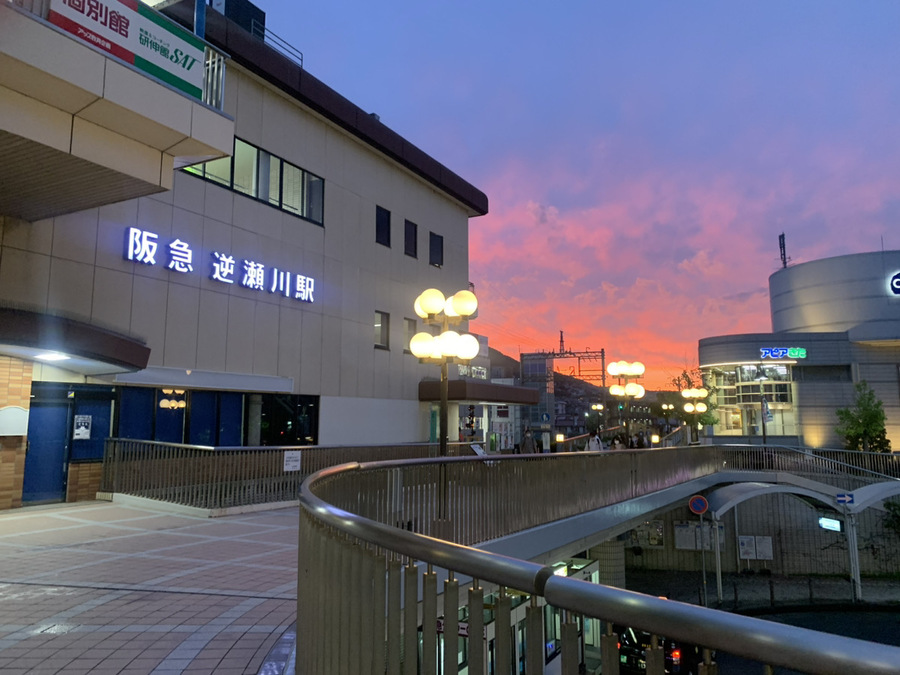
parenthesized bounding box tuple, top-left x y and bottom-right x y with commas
(615, 625, 703, 674)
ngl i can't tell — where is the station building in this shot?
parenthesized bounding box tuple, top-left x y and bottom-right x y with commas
(699, 250, 900, 448)
(0, 0, 532, 508)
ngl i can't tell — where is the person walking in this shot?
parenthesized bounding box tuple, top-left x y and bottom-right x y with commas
(587, 430, 603, 452)
(519, 428, 537, 454)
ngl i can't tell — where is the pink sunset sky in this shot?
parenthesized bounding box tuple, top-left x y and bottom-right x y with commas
(264, 1, 900, 389)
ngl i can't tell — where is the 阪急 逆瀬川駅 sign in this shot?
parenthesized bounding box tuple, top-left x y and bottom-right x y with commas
(49, 0, 205, 100)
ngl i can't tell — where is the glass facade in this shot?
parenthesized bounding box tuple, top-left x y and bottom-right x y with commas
(704, 363, 797, 437)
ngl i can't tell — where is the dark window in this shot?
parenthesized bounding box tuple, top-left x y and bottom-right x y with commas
(404, 219, 418, 257)
(254, 394, 319, 445)
(375, 311, 390, 349)
(429, 232, 444, 267)
(376, 206, 391, 247)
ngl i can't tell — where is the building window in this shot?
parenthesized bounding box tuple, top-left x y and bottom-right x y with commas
(376, 206, 391, 247)
(404, 219, 418, 258)
(429, 232, 443, 267)
(375, 311, 390, 349)
(404, 317, 417, 353)
(183, 138, 325, 226)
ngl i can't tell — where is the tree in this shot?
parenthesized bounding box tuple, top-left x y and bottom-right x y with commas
(669, 368, 719, 427)
(835, 381, 891, 452)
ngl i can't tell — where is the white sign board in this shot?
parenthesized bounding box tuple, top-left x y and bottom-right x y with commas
(739, 535, 757, 560)
(73, 414, 92, 440)
(755, 536, 773, 561)
(283, 450, 302, 472)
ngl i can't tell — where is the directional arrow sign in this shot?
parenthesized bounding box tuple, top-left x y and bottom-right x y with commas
(836, 493, 854, 505)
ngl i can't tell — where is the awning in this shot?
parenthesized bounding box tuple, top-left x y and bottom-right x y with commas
(0, 307, 150, 375)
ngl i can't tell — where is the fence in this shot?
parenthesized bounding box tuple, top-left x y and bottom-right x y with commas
(100, 438, 475, 510)
(298, 447, 900, 675)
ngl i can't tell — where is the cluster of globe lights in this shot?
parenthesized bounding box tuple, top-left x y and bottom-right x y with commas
(682, 387, 709, 414)
(607, 360, 646, 399)
(409, 288, 480, 362)
(159, 388, 186, 409)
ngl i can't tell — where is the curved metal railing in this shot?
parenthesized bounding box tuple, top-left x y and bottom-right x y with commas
(298, 448, 900, 675)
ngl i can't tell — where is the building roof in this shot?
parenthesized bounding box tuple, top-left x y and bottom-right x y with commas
(160, 0, 489, 217)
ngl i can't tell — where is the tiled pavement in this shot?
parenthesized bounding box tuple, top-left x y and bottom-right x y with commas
(0, 501, 298, 675)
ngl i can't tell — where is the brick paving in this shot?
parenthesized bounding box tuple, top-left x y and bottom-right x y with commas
(0, 501, 298, 675)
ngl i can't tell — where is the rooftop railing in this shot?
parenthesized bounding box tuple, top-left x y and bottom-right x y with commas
(298, 447, 900, 675)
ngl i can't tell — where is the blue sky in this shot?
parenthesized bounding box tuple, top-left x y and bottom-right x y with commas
(263, 0, 900, 387)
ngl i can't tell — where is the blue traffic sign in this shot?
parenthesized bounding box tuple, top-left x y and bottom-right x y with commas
(689, 494, 709, 515)
(836, 493, 854, 505)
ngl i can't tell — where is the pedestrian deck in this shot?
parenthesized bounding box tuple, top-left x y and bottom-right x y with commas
(0, 501, 298, 675)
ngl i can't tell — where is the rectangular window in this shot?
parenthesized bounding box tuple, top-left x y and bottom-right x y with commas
(182, 139, 325, 226)
(404, 317, 417, 353)
(305, 173, 325, 224)
(375, 311, 390, 349)
(376, 206, 391, 247)
(232, 139, 259, 197)
(404, 219, 418, 258)
(429, 232, 444, 267)
(282, 162, 303, 215)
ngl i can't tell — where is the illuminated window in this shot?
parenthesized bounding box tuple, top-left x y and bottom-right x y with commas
(183, 138, 324, 226)
(375, 311, 390, 349)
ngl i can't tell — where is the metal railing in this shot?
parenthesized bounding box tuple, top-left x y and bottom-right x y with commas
(298, 447, 900, 675)
(9, 0, 228, 111)
(100, 438, 476, 510)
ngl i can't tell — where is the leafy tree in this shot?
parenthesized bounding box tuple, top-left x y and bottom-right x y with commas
(669, 368, 719, 427)
(835, 381, 891, 452)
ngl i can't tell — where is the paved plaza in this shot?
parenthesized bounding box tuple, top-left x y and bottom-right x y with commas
(0, 501, 298, 675)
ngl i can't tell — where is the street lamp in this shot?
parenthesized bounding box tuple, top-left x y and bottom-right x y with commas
(409, 288, 479, 456)
(681, 387, 709, 445)
(607, 360, 645, 442)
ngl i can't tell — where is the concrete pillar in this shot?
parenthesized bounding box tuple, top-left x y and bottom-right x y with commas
(247, 394, 262, 446)
(592, 540, 627, 588)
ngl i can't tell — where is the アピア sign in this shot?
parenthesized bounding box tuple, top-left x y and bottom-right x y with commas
(49, 0, 205, 100)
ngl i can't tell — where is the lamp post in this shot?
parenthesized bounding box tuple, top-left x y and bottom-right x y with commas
(409, 288, 479, 457)
(681, 387, 709, 446)
(607, 360, 645, 443)
(591, 403, 604, 433)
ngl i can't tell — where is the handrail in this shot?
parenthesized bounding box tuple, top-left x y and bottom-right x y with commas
(298, 449, 900, 674)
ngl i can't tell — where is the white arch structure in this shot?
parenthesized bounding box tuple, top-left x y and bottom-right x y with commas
(704, 478, 900, 603)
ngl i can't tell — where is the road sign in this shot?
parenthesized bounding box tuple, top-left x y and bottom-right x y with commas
(836, 493, 854, 505)
(689, 494, 709, 515)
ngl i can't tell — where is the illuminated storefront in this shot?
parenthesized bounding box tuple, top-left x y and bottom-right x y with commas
(699, 251, 900, 448)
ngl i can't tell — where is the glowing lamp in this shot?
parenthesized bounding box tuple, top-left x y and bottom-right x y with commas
(457, 333, 480, 360)
(696, 402, 708, 413)
(414, 297, 428, 319)
(438, 330, 461, 358)
(410, 332, 435, 359)
(417, 288, 446, 316)
(609, 384, 625, 397)
(450, 290, 478, 317)
(684, 402, 695, 413)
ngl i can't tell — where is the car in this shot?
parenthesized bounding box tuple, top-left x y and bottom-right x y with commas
(615, 625, 703, 674)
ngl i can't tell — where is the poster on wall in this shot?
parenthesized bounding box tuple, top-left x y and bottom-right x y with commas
(755, 536, 774, 560)
(630, 520, 665, 549)
(674, 521, 726, 550)
(739, 535, 757, 559)
(674, 522, 696, 550)
(73, 415, 92, 440)
(283, 450, 302, 472)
